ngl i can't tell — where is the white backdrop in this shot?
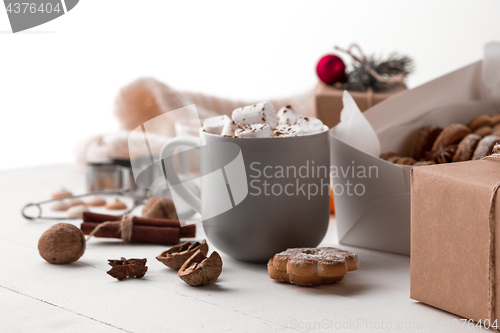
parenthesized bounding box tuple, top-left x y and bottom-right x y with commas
(1, 0, 499, 170)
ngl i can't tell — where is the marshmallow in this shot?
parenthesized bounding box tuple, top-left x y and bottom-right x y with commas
(277, 105, 302, 126)
(232, 102, 278, 129)
(203, 115, 230, 135)
(273, 124, 302, 137)
(221, 119, 241, 137)
(296, 117, 325, 135)
(235, 123, 272, 138)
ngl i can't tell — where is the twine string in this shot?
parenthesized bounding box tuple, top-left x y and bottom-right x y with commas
(487, 182, 500, 322)
(482, 142, 500, 321)
(334, 43, 406, 84)
(86, 214, 135, 243)
(483, 142, 500, 161)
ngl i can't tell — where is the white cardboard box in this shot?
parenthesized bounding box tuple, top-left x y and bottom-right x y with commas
(330, 61, 499, 255)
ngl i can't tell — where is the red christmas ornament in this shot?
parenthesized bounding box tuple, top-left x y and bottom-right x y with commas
(316, 54, 346, 85)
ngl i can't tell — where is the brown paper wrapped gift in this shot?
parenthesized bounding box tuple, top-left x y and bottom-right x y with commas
(411, 159, 500, 325)
(314, 82, 406, 128)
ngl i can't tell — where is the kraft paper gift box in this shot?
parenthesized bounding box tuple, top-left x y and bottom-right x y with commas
(314, 82, 406, 128)
(411, 159, 500, 325)
(330, 60, 499, 256)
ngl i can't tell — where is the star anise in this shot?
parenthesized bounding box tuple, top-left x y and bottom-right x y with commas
(107, 257, 148, 280)
(425, 145, 458, 164)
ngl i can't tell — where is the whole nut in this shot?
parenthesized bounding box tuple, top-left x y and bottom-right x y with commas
(178, 250, 222, 286)
(38, 223, 86, 264)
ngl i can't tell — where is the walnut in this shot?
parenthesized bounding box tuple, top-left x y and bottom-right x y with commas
(178, 250, 223, 286)
(156, 239, 208, 270)
(38, 223, 86, 264)
(142, 197, 177, 220)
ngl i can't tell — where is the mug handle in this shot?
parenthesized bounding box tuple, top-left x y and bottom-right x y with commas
(160, 136, 202, 214)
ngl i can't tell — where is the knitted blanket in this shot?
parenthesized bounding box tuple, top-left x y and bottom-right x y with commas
(77, 77, 317, 164)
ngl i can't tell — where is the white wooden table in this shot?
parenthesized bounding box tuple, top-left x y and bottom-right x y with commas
(0, 165, 485, 332)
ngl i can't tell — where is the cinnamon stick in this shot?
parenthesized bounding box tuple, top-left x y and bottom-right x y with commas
(179, 225, 196, 238)
(81, 222, 180, 245)
(83, 212, 180, 228)
(81, 212, 196, 244)
(83, 212, 195, 237)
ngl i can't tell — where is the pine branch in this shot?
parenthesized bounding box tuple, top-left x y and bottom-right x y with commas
(346, 53, 415, 92)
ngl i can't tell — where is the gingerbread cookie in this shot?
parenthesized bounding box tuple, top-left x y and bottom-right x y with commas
(395, 157, 416, 165)
(387, 155, 401, 163)
(86, 195, 106, 207)
(413, 161, 436, 166)
(106, 198, 127, 210)
(268, 247, 359, 286)
(473, 126, 493, 137)
(64, 198, 86, 207)
(491, 114, 500, 126)
(51, 188, 73, 199)
(66, 205, 89, 218)
(411, 127, 442, 161)
(473, 135, 498, 160)
(382, 113, 500, 166)
(50, 201, 70, 212)
(467, 114, 493, 131)
(492, 123, 500, 136)
(431, 124, 471, 151)
(380, 152, 398, 160)
(452, 133, 482, 162)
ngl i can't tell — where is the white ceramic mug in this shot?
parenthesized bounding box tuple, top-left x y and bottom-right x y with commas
(161, 129, 331, 262)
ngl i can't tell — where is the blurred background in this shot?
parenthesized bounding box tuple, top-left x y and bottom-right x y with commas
(1, 0, 499, 170)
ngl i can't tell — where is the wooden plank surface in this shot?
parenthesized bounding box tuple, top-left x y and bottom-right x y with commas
(0, 165, 484, 332)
